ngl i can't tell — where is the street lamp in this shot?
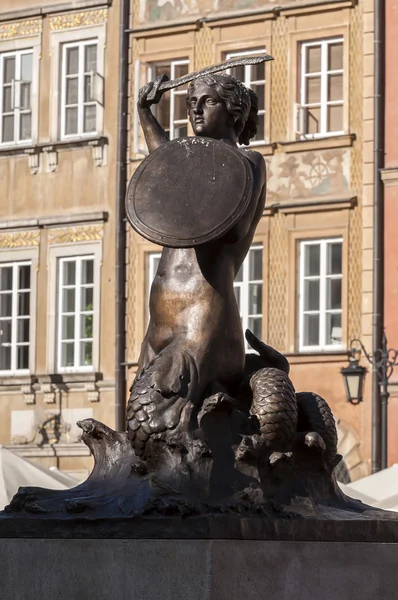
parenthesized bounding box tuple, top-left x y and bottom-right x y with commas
(341, 332, 398, 470)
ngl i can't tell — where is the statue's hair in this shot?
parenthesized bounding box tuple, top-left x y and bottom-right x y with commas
(187, 73, 259, 146)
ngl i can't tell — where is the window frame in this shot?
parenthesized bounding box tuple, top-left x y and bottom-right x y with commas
(0, 246, 38, 377)
(49, 24, 105, 143)
(60, 40, 100, 140)
(234, 243, 264, 349)
(298, 237, 343, 353)
(297, 37, 344, 140)
(47, 241, 101, 375)
(225, 48, 267, 145)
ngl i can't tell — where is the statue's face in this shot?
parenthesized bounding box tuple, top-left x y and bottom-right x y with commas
(187, 81, 235, 140)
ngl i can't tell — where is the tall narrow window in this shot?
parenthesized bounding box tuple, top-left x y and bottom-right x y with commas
(226, 49, 266, 143)
(0, 262, 31, 373)
(0, 50, 33, 144)
(61, 41, 101, 139)
(57, 256, 95, 371)
(150, 59, 189, 140)
(299, 239, 343, 351)
(297, 38, 344, 138)
(234, 244, 263, 346)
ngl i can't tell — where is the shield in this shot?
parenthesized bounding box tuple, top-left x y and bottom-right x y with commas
(126, 137, 253, 247)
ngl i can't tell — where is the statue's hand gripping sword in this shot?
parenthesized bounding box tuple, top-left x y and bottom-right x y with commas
(146, 53, 273, 103)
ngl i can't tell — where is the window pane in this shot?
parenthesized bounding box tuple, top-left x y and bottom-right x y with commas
(249, 249, 262, 280)
(18, 292, 30, 316)
(234, 286, 241, 309)
(62, 288, 75, 313)
(230, 64, 245, 82)
(249, 283, 262, 314)
(252, 62, 265, 82)
(17, 345, 29, 370)
(306, 77, 321, 104)
(328, 74, 343, 102)
(17, 319, 29, 343)
(304, 279, 320, 311)
(174, 63, 188, 79)
(80, 314, 93, 339)
(304, 244, 320, 276)
(21, 53, 32, 81)
(303, 314, 320, 346)
(248, 317, 262, 339)
(20, 82, 31, 110)
(63, 261, 76, 285)
(81, 287, 93, 311)
(306, 107, 321, 135)
(0, 294, 12, 317)
(329, 43, 343, 71)
(251, 83, 265, 112)
(81, 260, 94, 284)
(83, 105, 96, 133)
(156, 98, 170, 131)
(62, 315, 75, 340)
(154, 64, 171, 81)
(80, 341, 93, 366)
(66, 47, 79, 75)
(0, 267, 12, 291)
(174, 93, 187, 122)
(2, 115, 14, 142)
(326, 313, 342, 345)
(0, 344, 11, 371)
(84, 75, 92, 103)
(84, 45, 97, 72)
(328, 105, 343, 132)
(173, 125, 187, 138)
(18, 265, 30, 289)
(61, 342, 75, 367)
(20, 113, 31, 141)
(306, 45, 321, 73)
(327, 242, 342, 274)
(235, 265, 243, 282)
(65, 107, 78, 135)
(327, 279, 342, 310)
(66, 78, 78, 104)
(3, 57, 15, 84)
(3, 87, 12, 112)
(0, 319, 11, 343)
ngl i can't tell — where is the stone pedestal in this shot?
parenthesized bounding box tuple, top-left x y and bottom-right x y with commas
(0, 539, 397, 600)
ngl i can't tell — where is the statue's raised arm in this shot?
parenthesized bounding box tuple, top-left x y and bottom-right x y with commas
(137, 81, 169, 153)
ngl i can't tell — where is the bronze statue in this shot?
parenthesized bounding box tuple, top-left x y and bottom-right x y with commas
(2, 60, 392, 534)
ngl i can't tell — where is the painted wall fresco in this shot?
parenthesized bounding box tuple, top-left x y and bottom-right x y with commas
(138, 0, 301, 25)
(265, 148, 350, 204)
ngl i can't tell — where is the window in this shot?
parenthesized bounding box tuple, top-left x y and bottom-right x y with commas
(234, 244, 263, 346)
(57, 256, 96, 372)
(299, 238, 343, 351)
(60, 41, 102, 139)
(296, 38, 344, 138)
(226, 49, 266, 144)
(0, 49, 33, 145)
(134, 59, 189, 153)
(0, 262, 31, 373)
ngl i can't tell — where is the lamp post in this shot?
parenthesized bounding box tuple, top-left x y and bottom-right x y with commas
(341, 332, 398, 471)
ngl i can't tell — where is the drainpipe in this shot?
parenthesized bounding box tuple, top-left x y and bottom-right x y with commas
(372, 0, 385, 472)
(115, 0, 130, 431)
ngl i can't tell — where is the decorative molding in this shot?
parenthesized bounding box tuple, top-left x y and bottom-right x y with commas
(24, 148, 40, 175)
(89, 139, 108, 167)
(85, 382, 100, 402)
(381, 167, 398, 188)
(278, 134, 356, 155)
(42, 146, 58, 172)
(47, 224, 104, 245)
(42, 383, 57, 404)
(49, 9, 107, 31)
(21, 384, 35, 405)
(0, 18, 41, 40)
(273, 197, 356, 215)
(0, 230, 40, 249)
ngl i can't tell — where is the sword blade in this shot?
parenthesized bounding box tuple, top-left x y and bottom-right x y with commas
(147, 54, 273, 100)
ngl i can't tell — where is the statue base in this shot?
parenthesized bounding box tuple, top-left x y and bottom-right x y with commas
(1, 538, 398, 599)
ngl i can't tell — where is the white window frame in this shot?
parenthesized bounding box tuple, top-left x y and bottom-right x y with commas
(226, 48, 266, 145)
(0, 247, 38, 376)
(60, 40, 101, 140)
(0, 35, 40, 147)
(47, 242, 101, 374)
(134, 58, 189, 154)
(234, 244, 263, 349)
(297, 38, 344, 140)
(49, 24, 105, 143)
(298, 238, 343, 352)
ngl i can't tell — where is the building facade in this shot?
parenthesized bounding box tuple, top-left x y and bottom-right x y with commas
(0, 0, 119, 479)
(126, 0, 376, 480)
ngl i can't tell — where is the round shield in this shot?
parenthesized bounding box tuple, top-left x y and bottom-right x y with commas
(126, 137, 253, 247)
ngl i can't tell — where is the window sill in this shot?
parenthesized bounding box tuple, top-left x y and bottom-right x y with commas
(285, 351, 349, 365)
(0, 372, 104, 403)
(278, 134, 355, 154)
(0, 136, 108, 173)
(4, 443, 91, 458)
